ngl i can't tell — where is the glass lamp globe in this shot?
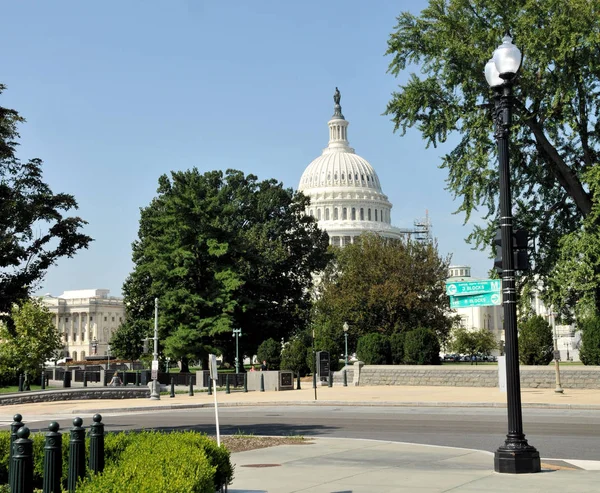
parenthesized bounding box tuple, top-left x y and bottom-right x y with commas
(493, 34, 522, 79)
(485, 58, 504, 87)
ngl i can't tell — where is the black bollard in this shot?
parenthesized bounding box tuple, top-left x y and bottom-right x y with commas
(12, 426, 33, 493)
(343, 369, 347, 387)
(208, 378, 212, 395)
(260, 373, 265, 392)
(63, 371, 71, 389)
(188, 377, 194, 396)
(83, 371, 87, 388)
(312, 371, 316, 389)
(9, 414, 24, 488)
(43, 422, 62, 493)
(226, 374, 230, 394)
(18, 374, 24, 392)
(135, 371, 140, 386)
(328, 371, 333, 388)
(89, 414, 104, 474)
(41, 371, 46, 390)
(67, 418, 85, 492)
(297, 374, 301, 390)
(170, 377, 175, 398)
(244, 373, 248, 393)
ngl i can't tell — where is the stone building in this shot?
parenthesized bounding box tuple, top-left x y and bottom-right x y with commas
(41, 289, 125, 361)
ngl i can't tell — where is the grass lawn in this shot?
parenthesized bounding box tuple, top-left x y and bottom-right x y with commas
(0, 385, 58, 394)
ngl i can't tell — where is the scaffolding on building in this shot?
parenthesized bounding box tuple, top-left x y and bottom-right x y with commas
(396, 210, 432, 242)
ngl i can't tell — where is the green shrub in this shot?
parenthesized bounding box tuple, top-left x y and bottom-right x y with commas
(403, 328, 440, 365)
(256, 338, 281, 370)
(390, 332, 406, 365)
(280, 338, 310, 376)
(579, 315, 600, 365)
(356, 333, 390, 365)
(77, 432, 215, 493)
(518, 315, 553, 365)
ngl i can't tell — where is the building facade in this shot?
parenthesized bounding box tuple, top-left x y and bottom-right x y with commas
(41, 289, 125, 361)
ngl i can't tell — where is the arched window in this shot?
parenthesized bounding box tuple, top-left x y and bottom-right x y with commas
(360, 208, 364, 220)
(375, 209, 378, 221)
(355, 174, 358, 181)
(341, 173, 345, 180)
(342, 208, 347, 220)
(351, 208, 356, 220)
(334, 173, 338, 180)
(325, 208, 330, 220)
(72, 351, 77, 361)
(310, 209, 314, 217)
(367, 175, 370, 182)
(361, 174, 365, 181)
(81, 351, 86, 359)
(368, 209, 372, 220)
(334, 208, 339, 220)
(317, 209, 321, 220)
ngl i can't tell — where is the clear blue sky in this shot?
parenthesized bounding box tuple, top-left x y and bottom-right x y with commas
(2, 0, 491, 297)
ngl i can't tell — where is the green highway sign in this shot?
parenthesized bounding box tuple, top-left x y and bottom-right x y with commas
(449, 292, 502, 308)
(445, 279, 501, 297)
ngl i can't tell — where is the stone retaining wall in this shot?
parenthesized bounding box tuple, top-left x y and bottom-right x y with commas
(353, 365, 600, 389)
(0, 387, 150, 406)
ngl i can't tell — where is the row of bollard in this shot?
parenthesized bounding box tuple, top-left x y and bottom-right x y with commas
(308, 370, 348, 389)
(207, 374, 250, 395)
(9, 413, 104, 493)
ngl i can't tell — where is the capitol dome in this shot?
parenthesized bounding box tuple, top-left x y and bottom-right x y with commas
(298, 88, 404, 246)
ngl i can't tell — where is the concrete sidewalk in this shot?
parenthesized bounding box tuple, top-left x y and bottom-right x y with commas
(2, 384, 600, 417)
(229, 437, 600, 493)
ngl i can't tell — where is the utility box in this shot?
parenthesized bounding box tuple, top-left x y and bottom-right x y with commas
(316, 351, 330, 382)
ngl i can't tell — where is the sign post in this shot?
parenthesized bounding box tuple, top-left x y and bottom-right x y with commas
(209, 354, 220, 446)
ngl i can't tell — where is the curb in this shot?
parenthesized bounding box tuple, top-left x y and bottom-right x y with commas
(69, 399, 600, 414)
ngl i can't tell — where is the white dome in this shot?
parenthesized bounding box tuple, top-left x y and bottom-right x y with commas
(298, 151, 383, 193)
(297, 89, 405, 245)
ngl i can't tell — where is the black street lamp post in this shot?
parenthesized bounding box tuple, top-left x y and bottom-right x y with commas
(343, 322, 349, 367)
(485, 33, 541, 474)
(232, 328, 242, 374)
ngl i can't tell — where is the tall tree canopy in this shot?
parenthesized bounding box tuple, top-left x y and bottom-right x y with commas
(0, 84, 92, 327)
(385, 0, 600, 314)
(123, 168, 331, 370)
(313, 234, 453, 359)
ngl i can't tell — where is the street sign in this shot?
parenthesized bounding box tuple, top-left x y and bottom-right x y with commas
(209, 354, 218, 381)
(151, 359, 159, 380)
(449, 292, 502, 308)
(446, 279, 501, 297)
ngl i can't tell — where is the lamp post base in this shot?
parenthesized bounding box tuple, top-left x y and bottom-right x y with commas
(494, 445, 541, 474)
(150, 380, 161, 400)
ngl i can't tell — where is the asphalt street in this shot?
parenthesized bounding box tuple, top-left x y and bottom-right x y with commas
(10, 405, 600, 462)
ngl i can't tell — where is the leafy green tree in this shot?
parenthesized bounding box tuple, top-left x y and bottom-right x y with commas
(0, 85, 92, 330)
(110, 319, 147, 364)
(0, 299, 62, 382)
(390, 331, 406, 365)
(579, 315, 600, 366)
(313, 234, 454, 348)
(404, 328, 440, 365)
(385, 1, 600, 313)
(518, 315, 553, 365)
(280, 337, 310, 377)
(256, 338, 281, 370)
(449, 327, 498, 363)
(123, 169, 331, 371)
(356, 333, 390, 365)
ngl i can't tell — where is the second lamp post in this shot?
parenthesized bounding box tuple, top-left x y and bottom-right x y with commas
(343, 322, 349, 367)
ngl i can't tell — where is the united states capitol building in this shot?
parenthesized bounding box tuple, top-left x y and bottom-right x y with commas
(297, 88, 430, 245)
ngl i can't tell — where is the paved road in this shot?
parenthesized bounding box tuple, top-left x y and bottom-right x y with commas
(13, 405, 600, 461)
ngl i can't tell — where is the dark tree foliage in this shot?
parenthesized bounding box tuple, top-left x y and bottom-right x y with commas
(313, 233, 454, 352)
(0, 84, 92, 329)
(356, 333, 390, 365)
(518, 315, 553, 365)
(390, 331, 406, 365)
(579, 315, 600, 366)
(123, 169, 331, 371)
(280, 336, 310, 377)
(385, 1, 600, 314)
(403, 327, 441, 365)
(256, 338, 281, 370)
(110, 319, 148, 364)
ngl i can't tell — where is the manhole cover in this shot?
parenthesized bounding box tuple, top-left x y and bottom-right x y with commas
(241, 464, 281, 468)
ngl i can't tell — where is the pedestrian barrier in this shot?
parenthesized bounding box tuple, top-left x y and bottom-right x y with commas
(7, 414, 106, 493)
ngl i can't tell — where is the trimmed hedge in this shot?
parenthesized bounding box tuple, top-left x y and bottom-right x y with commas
(0, 429, 233, 492)
(356, 333, 390, 365)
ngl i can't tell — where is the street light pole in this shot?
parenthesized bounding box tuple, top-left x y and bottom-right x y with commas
(232, 328, 242, 373)
(485, 33, 540, 474)
(150, 297, 160, 400)
(343, 322, 349, 367)
(106, 345, 111, 372)
(551, 313, 563, 393)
